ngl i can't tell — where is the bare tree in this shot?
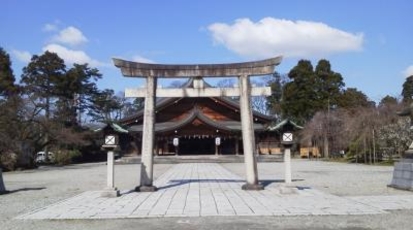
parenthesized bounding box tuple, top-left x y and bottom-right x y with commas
(251, 96, 268, 115)
(216, 77, 271, 115)
(167, 80, 185, 88)
(250, 79, 270, 115)
(216, 78, 236, 88)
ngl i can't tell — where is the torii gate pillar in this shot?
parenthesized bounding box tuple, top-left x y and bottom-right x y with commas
(239, 75, 262, 190)
(113, 56, 282, 191)
(137, 76, 157, 192)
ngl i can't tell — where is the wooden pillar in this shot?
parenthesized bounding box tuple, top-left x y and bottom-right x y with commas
(163, 141, 168, 155)
(235, 138, 239, 155)
(136, 134, 141, 155)
(238, 75, 263, 190)
(154, 138, 159, 156)
(136, 76, 157, 192)
(256, 135, 260, 156)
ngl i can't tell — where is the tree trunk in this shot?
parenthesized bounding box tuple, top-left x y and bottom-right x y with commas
(369, 139, 372, 165)
(355, 143, 358, 164)
(45, 94, 50, 162)
(0, 168, 7, 194)
(363, 137, 367, 164)
(372, 129, 376, 164)
(323, 131, 329, 158)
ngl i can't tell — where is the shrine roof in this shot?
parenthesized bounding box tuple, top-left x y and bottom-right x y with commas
(267, 119, 303, 132)
(94, 122, 129, 133)
(128, 107, 265, 133)
(119, 78, 274, 125)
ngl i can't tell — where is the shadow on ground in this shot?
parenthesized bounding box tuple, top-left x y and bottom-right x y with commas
(1, 187, 46, 195)
(156, 178, 305, 190)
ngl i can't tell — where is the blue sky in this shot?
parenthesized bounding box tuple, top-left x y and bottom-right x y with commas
(2, 0, 413, 102)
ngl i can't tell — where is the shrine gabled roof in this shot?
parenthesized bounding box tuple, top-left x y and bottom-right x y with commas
(267, 119, 303, 132)
(119, 77, 274, 125)
(128, 107, 265, 133)
(94, 122, 129, 133)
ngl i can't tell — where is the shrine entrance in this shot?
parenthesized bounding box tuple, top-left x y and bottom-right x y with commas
(113, 56, 282, 191)
(179, 138, 215, 155)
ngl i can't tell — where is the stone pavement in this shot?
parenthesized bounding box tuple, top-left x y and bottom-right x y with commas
(16, 163, 413, 220)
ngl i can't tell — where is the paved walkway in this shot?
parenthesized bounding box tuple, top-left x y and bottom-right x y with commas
(17, 163, 413, 219)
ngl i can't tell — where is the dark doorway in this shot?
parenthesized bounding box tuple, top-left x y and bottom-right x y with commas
(179, 138, 215, 155)
(220, 138, 235, 155)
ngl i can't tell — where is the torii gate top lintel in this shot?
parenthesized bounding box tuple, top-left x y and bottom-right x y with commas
(112, 56, 282, 78)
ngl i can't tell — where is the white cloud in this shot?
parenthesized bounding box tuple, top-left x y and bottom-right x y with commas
(12, 49, 32, 63)
(42, 20, 61, 32)
(43, 43, 108, 67)
(208, 17, 364, 59)
(43, 23, 58, 32)
(132, 55, 155, 63)
(403, 65, 413, 78)
(52, 26, 88, 46)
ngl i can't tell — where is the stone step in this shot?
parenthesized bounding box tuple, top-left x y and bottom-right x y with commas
(115, 154, 284, 164)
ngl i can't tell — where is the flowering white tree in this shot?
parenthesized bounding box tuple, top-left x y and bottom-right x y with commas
(377, 117, 412, 159)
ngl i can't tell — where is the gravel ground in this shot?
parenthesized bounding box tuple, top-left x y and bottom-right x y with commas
(1, 159, 413, 230)
(223, 159, 412, 196)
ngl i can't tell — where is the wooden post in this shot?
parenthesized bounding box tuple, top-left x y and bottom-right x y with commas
(155, 138, 159, 156)
(235, 138, 239, 155)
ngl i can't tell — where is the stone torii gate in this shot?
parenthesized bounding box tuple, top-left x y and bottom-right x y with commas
(113, 56, 282, 192)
